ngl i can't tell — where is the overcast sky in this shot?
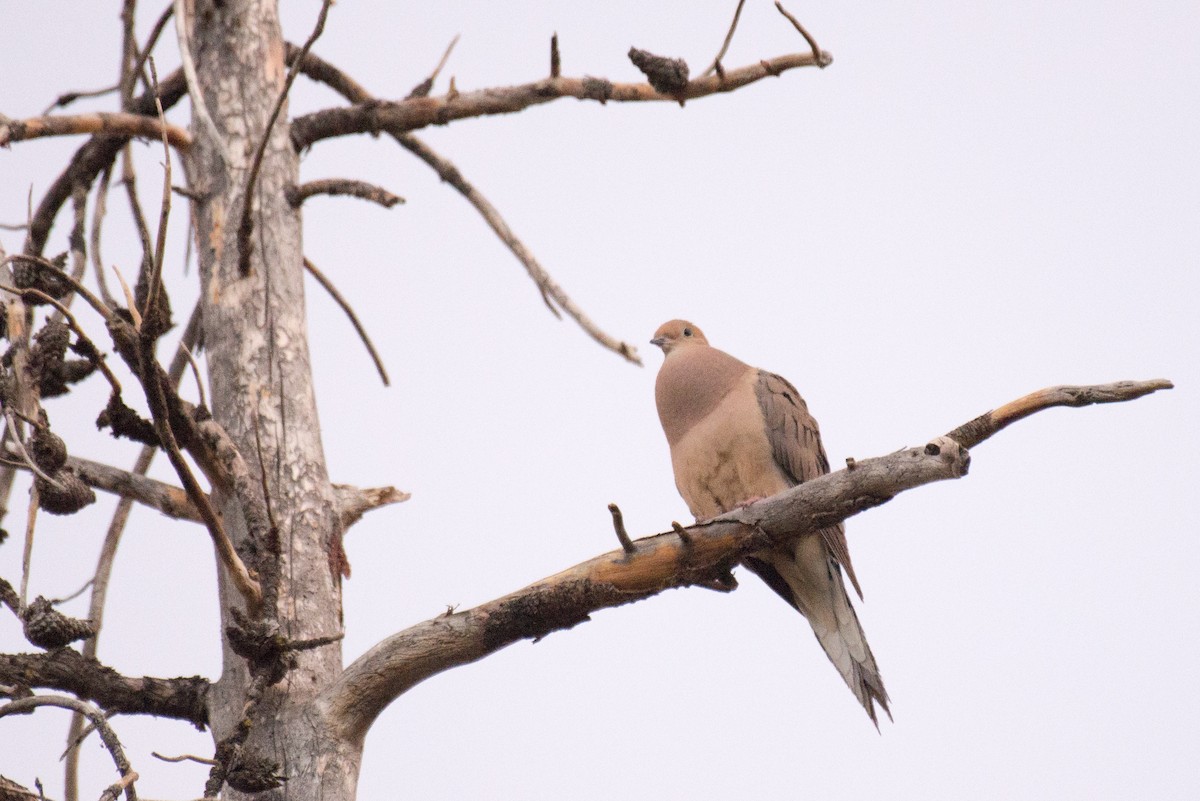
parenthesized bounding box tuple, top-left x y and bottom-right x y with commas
(1, 2, 1197, 799)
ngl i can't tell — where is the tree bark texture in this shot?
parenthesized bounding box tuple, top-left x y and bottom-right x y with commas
(183, 1, 357, 799)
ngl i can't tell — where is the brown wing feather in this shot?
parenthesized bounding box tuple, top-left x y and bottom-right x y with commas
(754, 370, 864, 600)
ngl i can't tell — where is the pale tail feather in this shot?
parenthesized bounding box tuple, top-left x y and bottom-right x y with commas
(746, 535, 890, 725)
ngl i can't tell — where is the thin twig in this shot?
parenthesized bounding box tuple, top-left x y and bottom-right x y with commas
(138, 351, 262, 609)
(129, 3, 176, 89)
(406, 34, 460, 98)
(0, 695, 138, 801)
(4, 410, 64, 490)
(64, 305, 202, 785)
(774, 2, 830, 68)
(303, 258, 390, 386)
(111, 265, 141, 328)
(178, 341, 206, 409)
(550, 33, 560, 78)
(285, 179, 404, 209)
(286, 46, 643, 365)
(119, 145, 156, 318)
(145, 58, 171, 324)
(703, 0, 748, 78)
(19, 482, 40, 610)
(151, 752, 217, 766)
(49, 181, 91, 328)
(397, 134, 642, 364)
(42, 85, 121, 116)
(99, 771, 139, 801)
(91, 165, 118, 308)
(118, 0, 138, 108)
(237, 0, 333, 276)
(608, 503, 636, 554)
(172, 0, 230, 164)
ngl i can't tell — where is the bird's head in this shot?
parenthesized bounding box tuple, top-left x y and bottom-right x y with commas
(650, 320, 709, 355)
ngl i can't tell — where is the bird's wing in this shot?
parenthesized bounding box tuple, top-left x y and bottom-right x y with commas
(754, 370, 863, 599)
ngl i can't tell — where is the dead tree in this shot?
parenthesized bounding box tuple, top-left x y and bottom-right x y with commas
(0, 3, 1171, 801)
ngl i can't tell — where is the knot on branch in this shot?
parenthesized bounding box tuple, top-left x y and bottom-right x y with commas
(628, 48, 690, 95)
(225, 608, 295, 685)
(29, 424, 67, 473)
(28, 416, 97, 515)
(580, 76, 614, 104)
(97, 393, 160, 446)
(224, 753, 287, 794)
(21, 596, 95, 649)
(22, 319, 99, 397)
(923, 435, 970, 477)
(224, 608, 342, 685)
(12, 252, 72, 303)
(135, 267, 173, 343)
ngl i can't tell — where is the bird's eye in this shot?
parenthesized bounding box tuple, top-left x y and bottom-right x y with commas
(683, 328, 693, 337)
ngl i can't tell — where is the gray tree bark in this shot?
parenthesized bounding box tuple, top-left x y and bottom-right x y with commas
(184, 1, 359, 798)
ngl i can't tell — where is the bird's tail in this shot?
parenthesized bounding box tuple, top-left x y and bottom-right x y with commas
(745, 533, 891, 725)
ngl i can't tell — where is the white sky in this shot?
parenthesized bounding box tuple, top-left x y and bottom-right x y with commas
(1, 1, 1197, 799)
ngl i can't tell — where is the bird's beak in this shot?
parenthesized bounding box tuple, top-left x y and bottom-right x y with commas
(650, 336, 666, 347)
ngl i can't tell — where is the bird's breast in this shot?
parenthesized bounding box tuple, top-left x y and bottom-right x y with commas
(668, 371, 791, 520)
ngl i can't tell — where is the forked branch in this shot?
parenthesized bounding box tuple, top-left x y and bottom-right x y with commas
(325, 378, 1171, 740)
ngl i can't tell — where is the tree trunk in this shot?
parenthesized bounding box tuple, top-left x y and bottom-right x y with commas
(184, 1, 359, 798)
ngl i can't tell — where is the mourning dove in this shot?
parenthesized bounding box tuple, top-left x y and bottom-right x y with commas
(651, 319, 890, 724)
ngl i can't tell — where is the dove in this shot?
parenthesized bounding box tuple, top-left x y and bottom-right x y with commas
(651, 319, 889, 724)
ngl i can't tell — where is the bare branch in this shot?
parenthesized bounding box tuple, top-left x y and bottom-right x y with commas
(703, 0, 748, 78)
(0, 695, 137, 801)
(171, 0, 229, 166)
(290, 51, 828, 150)
(90, 165, 118, 308)
(946, 379, 1175, 449)
(398, 135, 643, 364)
(286, 47, 642, 365)
(406, 34, 460, 99)
(64, 305, 202, 794)
(333, 483, 410, 531)
(0, 651, 209, 726)
(0, 113, 190, 151)
(303, 257, 391, 386)
(24, 69, 186, 258)
(774, 2, 831, 68)
(67, 454, 199, 521)
(285, 179, 404, 209)
(151, 752, 217, 766)
(286, 46, 642, 365)
(144, 58, 171, 329)
(43, 85, 120, 115)
(236, 0, 333, 276)
(325, 379, 1170, 739)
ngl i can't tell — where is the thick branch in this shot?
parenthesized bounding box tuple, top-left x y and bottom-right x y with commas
(324, 378, 1170, 739)
(0, 649, 208, 726)
(68, 455, 200, 521)
(291, 51, 826, 150)
(945, 379, 1174, 449)
(0, 113, 191, 151)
